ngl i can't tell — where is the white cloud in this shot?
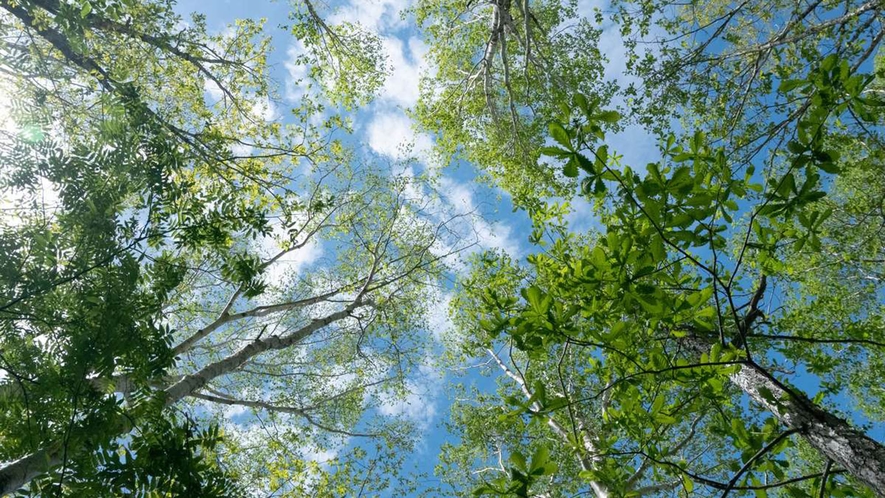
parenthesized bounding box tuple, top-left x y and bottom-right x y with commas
(250, 96, 277, 122)
(269, 238, 323, 285)
(230, 141, 253, 157)
(222, 403, 249, 418)
(253, 219, 324, 287)
(328, 1, 428, 108)
(378, 379, 438, 429)
(378, 36, 428, 108)
(324, 372, 358, 396)
(576, 0, 608, 26)
(426, 290, 453, 341)
(0, 175, 61, 227)
(203, 78, 224, 103)
(0, 81, 18, 135)
(366, 111, 433, 160)
(564, 199, 601, 233)
(304, 447, 339, 465)
(329, 0, 410, 33)
(284, 41, 311, 104)
(439, 177, 520, 259)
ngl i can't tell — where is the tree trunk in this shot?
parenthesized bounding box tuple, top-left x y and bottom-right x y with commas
(0, 305, 362, 496)
(730, 360, 885, 495)
(0, 445, 61, 497)
(689, 337, 885, 496)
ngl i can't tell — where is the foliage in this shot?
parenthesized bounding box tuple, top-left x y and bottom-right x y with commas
(0, 0, 462, 495)
(3, 0, 885, 497)
(0, 81, 236, 495)
(437, 0, 885, 495)
(412, 0, 617, 205)
(449, 49, 885, 496)
(614, 0, 884, 161)
(22, 414, 241, 497)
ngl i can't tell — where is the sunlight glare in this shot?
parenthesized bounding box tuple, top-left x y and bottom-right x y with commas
(0, 75, 19, 136)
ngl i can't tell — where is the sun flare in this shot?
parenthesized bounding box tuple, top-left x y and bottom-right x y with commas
(0, 76, 19, 136)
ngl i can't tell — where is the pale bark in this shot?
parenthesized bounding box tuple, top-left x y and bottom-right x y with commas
(731, 360, 885, 495)
(688, 338, 885, 496)
(172, 286, 345, 356)
(487, 348, 611, 498)
(0, 302, 367, 496)
(0, 445, 60, 497)
(486, 348, 688, 496)
(164, 302, 365, 403)
(188, 391, 377, 437)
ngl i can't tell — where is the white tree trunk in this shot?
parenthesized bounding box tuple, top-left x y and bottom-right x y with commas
(729, 359, 885, 496)
(688, 336, 885, 496)
(0, 445, 60, 496)
(0, 304, 364, 496)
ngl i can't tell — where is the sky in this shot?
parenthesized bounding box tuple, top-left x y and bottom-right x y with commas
(46, 0, 879, 493)
(164, 0, 657, 493)
(1, 0, 883, 494)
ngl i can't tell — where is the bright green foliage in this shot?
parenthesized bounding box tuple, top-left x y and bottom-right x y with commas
(288, 0, 389, 109)
(615, 0, 884, 160)
(412, 0, 617, 205)
(0, 0, 456, 495)
(448, 46, 885, 495)
(40, 415, 240, 497)
(4, 0, 885, 496)
(432, 1, 885, 495)
(0, 82, 244, 494)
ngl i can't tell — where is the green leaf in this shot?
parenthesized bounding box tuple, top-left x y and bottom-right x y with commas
(564, 156, 580, 177)
(778, 79, 805, 92)
(757, 386, 777, 404)
(540, 146, 571, 158)
(651, 395, 664, 414)
(654, 413, 677, 425)
(595, 110, 621, 124)
(548, 122, 571, 149)
(530, 445, 550, 474)
(787, 140, 805, 154)
(574, 93, 591, 114)
(776, 173, 795, 197)
(817, 161, 841, 174)
(682, 473, 694, 492)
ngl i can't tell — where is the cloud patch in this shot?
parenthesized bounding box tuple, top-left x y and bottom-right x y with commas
(378, 36, 428, 108)
(329, 0, 410, 33)
(366, 111, 433, 160)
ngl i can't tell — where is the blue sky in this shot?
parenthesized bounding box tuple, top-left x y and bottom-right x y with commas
(163, 0, 661, 494)
(0, 0, 880, 494)
(168, 0, 541, 492)
(158, 0, 885, 494)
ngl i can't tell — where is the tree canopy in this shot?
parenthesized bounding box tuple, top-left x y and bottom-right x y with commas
(0, 0, 883, 497)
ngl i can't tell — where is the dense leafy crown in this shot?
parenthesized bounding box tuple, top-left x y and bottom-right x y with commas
(1, 0, 884, 497)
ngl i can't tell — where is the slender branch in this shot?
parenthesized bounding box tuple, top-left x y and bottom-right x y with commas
(172, 286, 346, 356)
(165, 299, 369, 405)
(189, 391, 377, 438)
(746, 333, 885, 349)
(721, 428, 800, 497)
(485, 347, 610, 498)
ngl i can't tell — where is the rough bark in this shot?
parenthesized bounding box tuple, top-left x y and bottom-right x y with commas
(0, 303, 365, 496)
(487, 349, 611, 498)
(172, 287, 344, 356)
(688, 337, 885, 496)
(164, 304, 360, 402)
(730, 360, 885, 496)
(0, 445, 61, 497)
